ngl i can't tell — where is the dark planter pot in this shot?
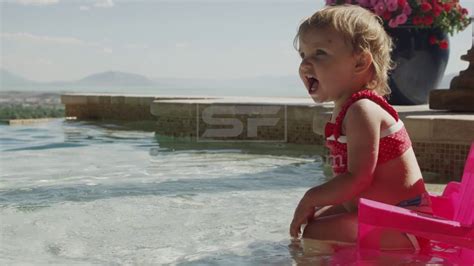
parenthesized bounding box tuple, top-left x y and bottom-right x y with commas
(385, 27, 449, 105)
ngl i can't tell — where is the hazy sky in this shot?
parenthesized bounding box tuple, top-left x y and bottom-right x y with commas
(1, 0, 473, 82)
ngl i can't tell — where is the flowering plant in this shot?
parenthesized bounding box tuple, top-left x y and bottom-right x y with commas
(326, 0, 472, 49)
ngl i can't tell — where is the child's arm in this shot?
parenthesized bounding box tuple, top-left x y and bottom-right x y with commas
(290, 99, 381, 238)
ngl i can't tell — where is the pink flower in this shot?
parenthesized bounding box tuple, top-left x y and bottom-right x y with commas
(382, 11, 392, 20)
(439, 40, 449, 49)
(370, 0, 379, 6)
(386, 0, 398, 12)
(433, 4, 443, 17)
(402, 3, 412, 15)
(424, 16, 434, 26)
(388, 18, 399, 28)
(395, 13, 407, 25)
(421, 2, 432, 12)
(357, 0, 371, 7)
(397, 0, 407, 7)
(443, 3, 452, 12)
(413, 16, 422, 25)
(374, 1, 386, 16)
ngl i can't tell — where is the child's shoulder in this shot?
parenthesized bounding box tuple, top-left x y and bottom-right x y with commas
(342, 98, 398, 135)
(345, 98, 383, 120)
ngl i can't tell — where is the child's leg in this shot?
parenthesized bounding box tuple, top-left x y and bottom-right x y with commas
(314, 204, 348, 218)
(303, 212, 358, 243)
(304, 212, 417, 250)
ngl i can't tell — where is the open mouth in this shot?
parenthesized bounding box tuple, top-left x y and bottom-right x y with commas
(306, 75, 319, 95)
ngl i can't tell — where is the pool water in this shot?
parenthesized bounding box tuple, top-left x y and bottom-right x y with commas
(0, 120, 460, 265)
(0, 120, 327, 264)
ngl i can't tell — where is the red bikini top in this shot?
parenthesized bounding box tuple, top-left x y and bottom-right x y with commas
(325, 90, 412, 175)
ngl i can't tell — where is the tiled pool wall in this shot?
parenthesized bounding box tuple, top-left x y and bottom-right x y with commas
(61, 95, 157, 121)
(151, 101, 326, 144)
(413, 142, 470, 183)
(61, 94, 473, 183)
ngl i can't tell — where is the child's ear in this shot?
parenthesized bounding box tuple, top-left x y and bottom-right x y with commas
(354, 51, 373, 74)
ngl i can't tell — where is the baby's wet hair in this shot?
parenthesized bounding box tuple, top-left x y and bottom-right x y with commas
(294, 4, 394, 96)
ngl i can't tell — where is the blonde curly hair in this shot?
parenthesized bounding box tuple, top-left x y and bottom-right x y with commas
(294, 5, 394, 96)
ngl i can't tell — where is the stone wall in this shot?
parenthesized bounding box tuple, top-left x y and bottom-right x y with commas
(61, 95, 157, 121)
(151, 101, 327, 145)
(413, 142, 470, 182)
(62, 94, 473, 182)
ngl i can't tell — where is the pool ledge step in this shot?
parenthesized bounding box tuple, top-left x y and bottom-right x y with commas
(61, 93, 474, 182)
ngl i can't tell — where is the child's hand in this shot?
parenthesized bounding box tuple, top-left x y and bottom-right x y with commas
(289, 197, 316, 239)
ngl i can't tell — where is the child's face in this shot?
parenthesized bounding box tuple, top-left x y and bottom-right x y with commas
(298, 26, 359, 104)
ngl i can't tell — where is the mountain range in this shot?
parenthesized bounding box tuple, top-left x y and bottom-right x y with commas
(0, 69, 156, 87)
(0, 68, 458, 91)
(0, 68, 304, 91)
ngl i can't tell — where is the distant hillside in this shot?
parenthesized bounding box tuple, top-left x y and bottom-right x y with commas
(1, 68, 458, 94)
(152, 75, 302, 90)
(0, 69, 38, 87)
(74, 71, 155, 86)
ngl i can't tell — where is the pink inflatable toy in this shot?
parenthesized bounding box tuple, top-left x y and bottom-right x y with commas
(357, 142, 474, 263)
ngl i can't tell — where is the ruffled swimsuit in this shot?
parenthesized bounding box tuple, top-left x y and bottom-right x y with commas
(325, 89, 431, 250)
(325, 89, 412, 175)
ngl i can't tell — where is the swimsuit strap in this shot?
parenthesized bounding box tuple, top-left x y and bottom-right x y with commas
(333, 89, 399, 139)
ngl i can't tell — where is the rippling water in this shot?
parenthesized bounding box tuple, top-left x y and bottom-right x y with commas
(0, 120, 460, 265)
(0, 120, 329, 264)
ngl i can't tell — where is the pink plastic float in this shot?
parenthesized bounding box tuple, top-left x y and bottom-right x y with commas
(357, 142, 474, 263)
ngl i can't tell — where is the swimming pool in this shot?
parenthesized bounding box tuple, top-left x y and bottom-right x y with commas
(0, 119, 332, 264)
(0, 119, 460, 264)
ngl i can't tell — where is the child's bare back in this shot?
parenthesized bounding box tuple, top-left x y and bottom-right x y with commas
(338, 99, 427, 211)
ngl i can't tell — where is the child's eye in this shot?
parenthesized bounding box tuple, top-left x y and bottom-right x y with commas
(315, 49, 327, 56)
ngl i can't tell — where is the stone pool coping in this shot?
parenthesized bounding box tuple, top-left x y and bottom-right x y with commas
(1, 118, 58, 125)
(61, 93, 474, 182)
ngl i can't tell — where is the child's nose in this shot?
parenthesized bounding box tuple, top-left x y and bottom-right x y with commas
(299, 60, 312, 71)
